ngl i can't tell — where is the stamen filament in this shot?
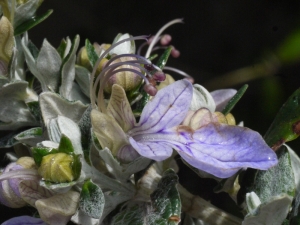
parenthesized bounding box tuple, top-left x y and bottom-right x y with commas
(97, 68, 150, 113)
(163, 66, 192, 78)
(90, 35, 148, 108)
(104, 54, 151, 69)
(145, 18, 183, 59)
(92, 60, 154, 109)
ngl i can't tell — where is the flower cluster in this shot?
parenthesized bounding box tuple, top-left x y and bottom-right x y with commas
(1, 1, 300, 225)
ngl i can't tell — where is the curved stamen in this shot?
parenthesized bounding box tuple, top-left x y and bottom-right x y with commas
(97, 68, 150, 113)
(163, 66, 193, 79)
(90, 35, 148, 108)
(145, 18, 183, 59)
(104, 53, 151, 69)
(92, 59, 154, 105)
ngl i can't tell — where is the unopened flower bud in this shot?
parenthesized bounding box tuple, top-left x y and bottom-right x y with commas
(77, 43, 110, 71)
(104, 56, 143, 93)
(38, 153, 76, 183)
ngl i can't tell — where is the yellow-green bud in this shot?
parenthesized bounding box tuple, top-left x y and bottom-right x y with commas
(38, 153, 75, 183)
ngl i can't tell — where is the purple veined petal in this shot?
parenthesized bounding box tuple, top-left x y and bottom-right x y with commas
(210, 89, 237, 112)
(134, 123, 277, 178)
(128, 136, 173, 161)
(2, 216, 47, 225)
(130, 79, 193, 135)
(175, 123, 278, 178)
(117, 144, 141, 163)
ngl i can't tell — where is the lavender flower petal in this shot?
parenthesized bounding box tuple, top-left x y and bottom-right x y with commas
(130, 80, 193, 135)
(210, 89, 237, 111)
(128, 136, 173, 161)
(178, 124, 277, 178)
(132, 123, 277, 178)
(2, 216, 47, 225)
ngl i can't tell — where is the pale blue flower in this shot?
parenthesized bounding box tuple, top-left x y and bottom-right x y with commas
(91, 80, 278, 178)
(1, 216, 47, 225)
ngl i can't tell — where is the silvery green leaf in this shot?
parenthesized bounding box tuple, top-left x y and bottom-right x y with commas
(0, 81, 38, 130)
(48, 116, 83, 155)
(71, 210, 99, 225)
(36, 39, 61, 91)
(14, 127, 44, 147)
(245, 192, 262, 215)
(14, 0, 40, 28)
(22, 35, 61, 92)
(111, 169, 181, 225)
(19, 179, 53, 207)
(69, 81, 90, 103)
(150, 169, 181, 223)
(78, 105, 93, 163)
(37, 140, 59, 149)
(9, 36, 26, 81)
(60, 35, 80, 100)
(75, 65, 90, 98)
(104, 192, 139, 224)
(36, 190, 80, 225)
(85, 159, 135, 195)
(251, 145, 295, 204)
(79, 179, 105, 219)
(286, 145, 300, 191)
(110, 33, 135, 55)
(98, 148, 151, 182)
(242, 194, 293, 225)
(39, 91, 88, 126)
(190, 84, 216, 112)
(39, 180, 77, 193)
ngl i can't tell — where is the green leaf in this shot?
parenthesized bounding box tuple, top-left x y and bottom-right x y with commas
(111, 169, 181, 225)
(31, 147, 59, 166)
(85, 39, 99, 67)
(222, 84, 248, 115)
(156, 46, 172, 69)
(264, 88, 300, 150)
(78, 105, 93, 164)
(79, 179, 105, 219)
(58, 134, 74, 154)
(14, 9, 53, 36)
(14, 127, 43, 147)
(134, 89, 150, 116)
(150, 169, 181, 222)
(59, 35, 80, 100)
(251, 146, 295, 204)
(26, 101, 41, 122)
(112, 205, 144, 225)
(57, 39, 68, 59)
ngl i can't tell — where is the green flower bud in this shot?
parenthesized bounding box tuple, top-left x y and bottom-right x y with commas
(38, 153, 76, 183)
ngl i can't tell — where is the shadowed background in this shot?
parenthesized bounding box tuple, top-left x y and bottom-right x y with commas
(1, 0, 300, 222)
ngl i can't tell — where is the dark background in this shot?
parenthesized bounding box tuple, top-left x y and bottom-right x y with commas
(2, 0, 300, 222)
